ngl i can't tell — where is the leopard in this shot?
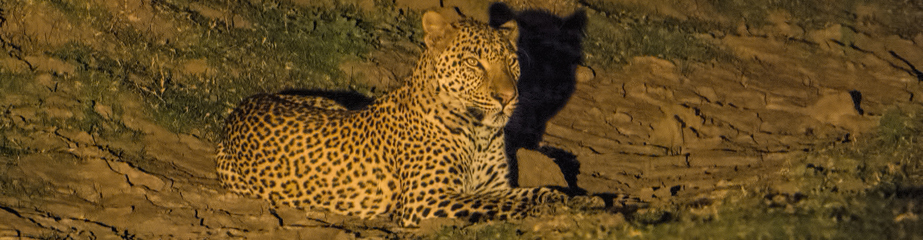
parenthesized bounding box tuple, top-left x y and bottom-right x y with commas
(216, 9, 599, 227)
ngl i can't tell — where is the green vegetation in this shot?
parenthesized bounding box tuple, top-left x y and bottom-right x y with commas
(4, 0, 391, 141)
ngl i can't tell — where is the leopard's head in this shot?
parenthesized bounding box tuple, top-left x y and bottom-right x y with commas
(417, 11, 520, 128)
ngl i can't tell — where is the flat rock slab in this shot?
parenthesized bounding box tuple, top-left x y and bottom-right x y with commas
(517, 149, 568, 188)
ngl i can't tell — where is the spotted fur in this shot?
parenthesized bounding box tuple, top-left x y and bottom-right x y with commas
(216, 11, 575, 226)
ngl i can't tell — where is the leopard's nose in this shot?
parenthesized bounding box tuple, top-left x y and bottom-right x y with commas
(490, 72, 517, 105)
(491, 87, 516, 105)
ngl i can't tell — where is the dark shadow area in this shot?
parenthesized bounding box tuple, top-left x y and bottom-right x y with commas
(276, 89, 375, 110)
(597, 193, 644, 212)
(885, 185, 923, 199)
(849, 90, 864, 115)
(537, 146, 643, 210)
(538, 146, 584, 195)
(491, 4, 588, 187)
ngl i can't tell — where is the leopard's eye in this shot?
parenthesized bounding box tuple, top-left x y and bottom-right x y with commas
(464, 58, 481, 68)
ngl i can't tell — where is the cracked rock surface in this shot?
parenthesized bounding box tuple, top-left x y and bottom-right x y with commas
(2, 0, 922, 238)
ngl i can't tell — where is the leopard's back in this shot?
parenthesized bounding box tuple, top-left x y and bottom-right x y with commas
(217, 94, 400, 217)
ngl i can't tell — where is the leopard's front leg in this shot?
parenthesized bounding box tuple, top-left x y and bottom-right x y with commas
(397, 186, 569, 226)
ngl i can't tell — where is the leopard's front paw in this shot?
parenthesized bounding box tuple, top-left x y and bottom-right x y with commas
(539, 189, 569, 204)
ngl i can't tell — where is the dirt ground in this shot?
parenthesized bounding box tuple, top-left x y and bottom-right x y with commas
(1, 0, 922, 239)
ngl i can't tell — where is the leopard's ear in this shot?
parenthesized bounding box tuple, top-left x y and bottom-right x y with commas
(422, 11, 451, 48)
(498, 20, 518, 47)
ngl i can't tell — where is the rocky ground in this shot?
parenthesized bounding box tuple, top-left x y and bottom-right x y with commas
(1, 0, 922, 239)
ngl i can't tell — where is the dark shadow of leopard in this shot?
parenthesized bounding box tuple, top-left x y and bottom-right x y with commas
(488, 3, 586, 188)
(490, 3, 640, 211)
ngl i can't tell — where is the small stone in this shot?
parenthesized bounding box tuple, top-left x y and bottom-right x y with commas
(605, 112, 632, 124)
(517, 149, 567, 188)
(35, 73, 55, 90)
(575, 65, 596, 83)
